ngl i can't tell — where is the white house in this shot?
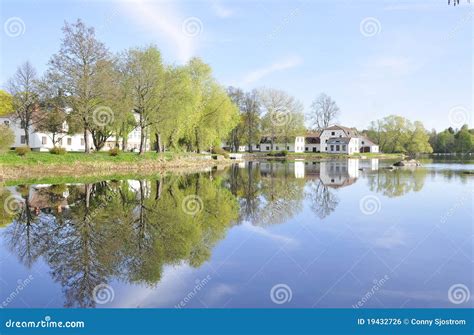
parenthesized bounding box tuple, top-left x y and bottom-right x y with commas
(221, 125, 379, 155)
(320, 125, 379, 154)
(257, 135, 305, 153)
(0, 114, 144, 152)
(304, 133, 321, 153)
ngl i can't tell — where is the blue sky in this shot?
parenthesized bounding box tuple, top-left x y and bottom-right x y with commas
(1, 0, 472, 131)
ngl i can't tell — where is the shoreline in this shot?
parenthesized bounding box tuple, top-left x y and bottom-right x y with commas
(0, 155, 235, 183)
(0, 151, 404, 183)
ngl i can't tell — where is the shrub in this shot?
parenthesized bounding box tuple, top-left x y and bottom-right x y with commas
(0, 125, 14, 152)
(49, 146, 66, 155)
(15, 146, 31, 156)
(267, 151, 287, 157)
(211, 147, 229, 159)
(109, 147, 120, 156)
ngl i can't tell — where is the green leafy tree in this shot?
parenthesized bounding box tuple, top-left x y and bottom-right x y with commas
(0, 90, 13, 116)
(454, 125, 473, 153)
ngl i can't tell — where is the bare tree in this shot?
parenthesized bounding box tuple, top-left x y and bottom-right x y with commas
(308, 93, 340, 132)
(8, 62, 40, 146)
(242, 89, 262, 152)
(259, 88, 300, 150)
(48, 19, 110, 153)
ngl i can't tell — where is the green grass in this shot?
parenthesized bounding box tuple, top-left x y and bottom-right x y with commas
(0, 150, 185, 166)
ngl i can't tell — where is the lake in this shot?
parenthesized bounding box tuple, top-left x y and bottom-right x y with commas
(0, 158, 472, 308)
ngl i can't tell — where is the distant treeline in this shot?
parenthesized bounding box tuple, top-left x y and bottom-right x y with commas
(428, 125, 473, 153)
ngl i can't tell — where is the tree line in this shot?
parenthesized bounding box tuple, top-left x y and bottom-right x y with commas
(366, 115, 473, 155)
(0, 19, 471, 155)
(1, 19, 239, 154)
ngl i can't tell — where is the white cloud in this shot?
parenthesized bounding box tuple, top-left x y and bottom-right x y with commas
(241, 55, 303, 85)
(210, 0, 234, 18)
(119, 0, 201, 63)
(242, 222, 298, 247)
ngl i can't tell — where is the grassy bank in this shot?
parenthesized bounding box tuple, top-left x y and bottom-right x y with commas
(0, 151, 233, 181)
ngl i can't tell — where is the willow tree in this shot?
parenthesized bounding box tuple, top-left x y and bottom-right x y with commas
(48, 19, 110, 153)
(185, 58, 239, 152)
(0, 90, 13, 116)
(149, 65, 195, 153)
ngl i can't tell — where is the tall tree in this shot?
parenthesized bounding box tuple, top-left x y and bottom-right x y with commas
(7, 62, 40, 146)
(242, 90, 262, 153)
(308, 93, 340, 131)
(120, 46, 164, 154)
(48, 19, 110, 153)
(226, 87, 246, 152)
(259, 88, 299, 150)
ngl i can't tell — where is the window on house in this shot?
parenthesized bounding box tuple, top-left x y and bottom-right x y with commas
(20, 136, 26, 144)
(336, 145, 340, 151)
(362, 141, 365, 145)
(331, 132, 335, 135)
(42, 136, 47, 145)
(256, 144, 260, 148)
(339, 135, 342, 138)
(287, 146, 290, 150)
(330, 145, 334, 151)
(3, 120, 9, 126)
(58, 138, 62, 146)
(266, 146, 270, 150)
(325, 147, 327, 151)
(305, 147, 308, 151)
(20, 121, 25, 129)
(67, 138, 72, 146)
(342, 145, 346, 151)
(325, 139, 328, 143)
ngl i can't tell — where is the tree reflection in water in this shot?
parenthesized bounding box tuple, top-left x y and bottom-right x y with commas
(1, 159, 434, 307)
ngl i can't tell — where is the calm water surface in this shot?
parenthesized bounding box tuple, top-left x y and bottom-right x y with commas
(1, 159, 472, 308)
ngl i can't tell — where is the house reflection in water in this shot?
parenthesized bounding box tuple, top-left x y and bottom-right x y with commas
(319, 160, 359, 188)
(258, 159, 365, 188)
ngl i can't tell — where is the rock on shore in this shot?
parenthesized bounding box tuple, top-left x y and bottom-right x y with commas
(393, 159, 422, 167)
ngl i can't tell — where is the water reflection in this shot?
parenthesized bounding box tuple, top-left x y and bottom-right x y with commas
(0, 159, 471, 307)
